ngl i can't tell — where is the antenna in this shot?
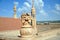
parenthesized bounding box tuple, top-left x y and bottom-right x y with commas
(32, 0, 34, 7)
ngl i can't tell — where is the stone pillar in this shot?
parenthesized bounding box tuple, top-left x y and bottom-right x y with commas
(13, 4, 17, 18)
(31, 1, 37, 35)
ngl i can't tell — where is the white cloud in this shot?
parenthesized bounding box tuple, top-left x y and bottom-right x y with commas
(17, 0, 47, 18)
(40, 10, 47, 16)
(51, 10, 60, 15)
(34, 0, 47, 16)
(18, 8, 22, 12)
(24, 2, 31, 8)
(14, 2, 19, 7)
(14, 2, 19, 5)
(55, 4, 60, 11)
(26, 0, 32, 4)
(50, 4, 60, 15)
(17, 2, 31, 13)
(26, 0, 44, 9)
(38, 0, 44, 7)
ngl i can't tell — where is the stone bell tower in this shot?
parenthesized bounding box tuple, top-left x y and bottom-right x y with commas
(31, 0, 37, 34)
(13, 3, 17, 18)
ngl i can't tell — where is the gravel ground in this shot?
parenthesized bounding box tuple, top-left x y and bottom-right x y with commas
(0, 24, 60, 40)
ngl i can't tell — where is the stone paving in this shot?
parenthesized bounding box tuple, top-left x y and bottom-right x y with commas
(0, 29, 60, 40)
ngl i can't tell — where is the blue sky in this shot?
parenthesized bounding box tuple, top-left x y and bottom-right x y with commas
(0, 0, 60, 21)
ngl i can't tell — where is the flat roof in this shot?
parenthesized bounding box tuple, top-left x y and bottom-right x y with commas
(0, 17, 22, 31)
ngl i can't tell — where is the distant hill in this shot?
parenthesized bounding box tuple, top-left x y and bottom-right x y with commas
(36, 20, 60, 24)
(37, 20, 60, 23)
